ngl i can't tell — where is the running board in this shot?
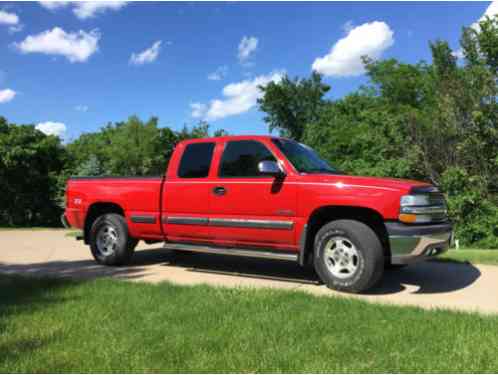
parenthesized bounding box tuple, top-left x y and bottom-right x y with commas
(162, 242, 299, 262)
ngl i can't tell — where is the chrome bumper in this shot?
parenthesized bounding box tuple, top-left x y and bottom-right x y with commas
(386, 222, 453, 265)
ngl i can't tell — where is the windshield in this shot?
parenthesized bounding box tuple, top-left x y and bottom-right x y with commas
(272, 139, 341, 174)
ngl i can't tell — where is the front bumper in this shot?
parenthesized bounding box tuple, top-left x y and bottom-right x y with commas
(386, 221, 453, 265)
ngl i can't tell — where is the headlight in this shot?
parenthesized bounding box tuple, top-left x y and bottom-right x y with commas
(399, 194, 448, 224)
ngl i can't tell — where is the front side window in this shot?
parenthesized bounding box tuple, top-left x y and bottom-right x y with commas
(178, 142, 215, 178)
(219, 140, 276, 178)
(272, 138, 340, 174)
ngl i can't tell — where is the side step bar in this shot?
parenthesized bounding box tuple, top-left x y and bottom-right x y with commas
(162, 242, 298, 262)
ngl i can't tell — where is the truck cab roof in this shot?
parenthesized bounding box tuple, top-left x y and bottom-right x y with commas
(179, 135, 283, 145)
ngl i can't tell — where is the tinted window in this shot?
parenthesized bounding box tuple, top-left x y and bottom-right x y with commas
(219, 140, 276, 177)
(178, 143, 215, 178)
(272, 138, 340, 174)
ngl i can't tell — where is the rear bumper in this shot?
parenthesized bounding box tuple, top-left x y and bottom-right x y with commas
(386, 221, 453, 265)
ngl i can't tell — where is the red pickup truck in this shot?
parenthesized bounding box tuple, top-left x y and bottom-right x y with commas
(63, 135, 453, 292)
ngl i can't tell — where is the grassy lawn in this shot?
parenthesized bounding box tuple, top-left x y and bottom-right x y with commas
(1, 275, 498, 373)
(439, 249, 498, 266)
(65, 230, 83, 238)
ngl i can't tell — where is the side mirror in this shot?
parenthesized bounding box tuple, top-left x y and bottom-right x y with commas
(258, 161, 285, 178)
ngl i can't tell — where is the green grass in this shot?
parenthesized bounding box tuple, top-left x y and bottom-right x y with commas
(65, 230, 83, 238)
(439, 249, 498, 266)
(1, 275, 498, 373)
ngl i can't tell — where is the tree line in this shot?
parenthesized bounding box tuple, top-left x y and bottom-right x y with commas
(0, 17, 496, 247)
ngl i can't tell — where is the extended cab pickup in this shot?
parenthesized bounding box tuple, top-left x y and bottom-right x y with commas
(63, 135, 453, 292)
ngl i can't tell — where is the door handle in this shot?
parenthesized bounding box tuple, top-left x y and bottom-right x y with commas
(213, 186, 226, 196)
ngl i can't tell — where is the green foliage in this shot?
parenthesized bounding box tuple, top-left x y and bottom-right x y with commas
(0, 117, 67, 226)
(76, 154, 106, 177)
(66, 117, 225, 177)
(67, 116, 167, 176)
(440, 168, 498, 248)
(257, 71, 330, 141)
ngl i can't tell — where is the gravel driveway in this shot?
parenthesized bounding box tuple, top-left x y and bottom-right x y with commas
(1, 229, 497, 314)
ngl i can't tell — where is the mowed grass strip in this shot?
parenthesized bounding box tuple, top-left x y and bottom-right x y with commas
(1, 275, 498, 373)
(438, 249, 498, 266)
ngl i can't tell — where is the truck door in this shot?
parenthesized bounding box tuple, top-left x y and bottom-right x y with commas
(161, 141, 215, 243)
(208, 139, 297, 250)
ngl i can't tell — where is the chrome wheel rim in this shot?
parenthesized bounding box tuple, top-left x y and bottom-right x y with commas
(96, 225, 118, 257)
(323, 236, 359, 279)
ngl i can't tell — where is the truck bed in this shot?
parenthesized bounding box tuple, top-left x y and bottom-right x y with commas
(66, 176, 165, 239)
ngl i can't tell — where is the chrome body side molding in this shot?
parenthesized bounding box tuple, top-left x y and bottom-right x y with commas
(130, 215, 156, 224)
(209, 218, 293, 230)
(162, 216, 294, 230)
(163, 216, 209, 225)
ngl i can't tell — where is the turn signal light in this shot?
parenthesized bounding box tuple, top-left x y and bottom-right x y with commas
(399, 213, 417, 223)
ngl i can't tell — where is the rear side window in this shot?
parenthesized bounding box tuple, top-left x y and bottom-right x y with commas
(178, 142, 215, 178)
(219, 140, 276, 178)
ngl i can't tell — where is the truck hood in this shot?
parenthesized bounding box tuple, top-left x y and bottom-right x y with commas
(297, 174, 431, 193)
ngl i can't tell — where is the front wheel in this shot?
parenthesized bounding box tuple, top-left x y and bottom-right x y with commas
(313, 220, 384, 293)
(89, 213, 137, 266)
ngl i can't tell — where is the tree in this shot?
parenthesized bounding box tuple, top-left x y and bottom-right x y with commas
(66, 118, 228, 178)
(0, 118, 67, 226)
(67, 116, 172, 176)
(257, 72, 330, 141)
(76, 155, 106, 176)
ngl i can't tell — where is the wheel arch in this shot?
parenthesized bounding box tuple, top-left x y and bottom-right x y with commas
(299, 205, 390, 266)
(83, 202, 125, 244)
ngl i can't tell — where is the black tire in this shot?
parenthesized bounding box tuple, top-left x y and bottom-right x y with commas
(89, 213, 137, 266)
(313, 219, 384, 293)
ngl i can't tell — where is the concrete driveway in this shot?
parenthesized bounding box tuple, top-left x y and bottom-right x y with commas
(1, 229, 497, 314)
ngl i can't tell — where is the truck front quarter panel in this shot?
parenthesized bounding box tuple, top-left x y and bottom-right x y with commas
(297, 180, 405, 221)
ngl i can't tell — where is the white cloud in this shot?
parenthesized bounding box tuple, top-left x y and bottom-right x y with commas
(36, 121, 66, 138)
(75, 105, 89, 112)
(208, 65, 228, 81)
(190, 102, 207, 118)
(0, 89, 16, 103)
(8, 24, 24, 34)
(238, 36, 258, 63)
(130, 40, 161, 65)
(73, 1, 127, 20)
(39, 1, 127, 19)
(312, 21, 394, 77)
(472, 0, 498, 30)
(452, 48, 464, 60)
(14, 27, 100, 63)
(0, 10, 19, 25)
(194, 71, 284, 121)
(39, 1, 70, 10)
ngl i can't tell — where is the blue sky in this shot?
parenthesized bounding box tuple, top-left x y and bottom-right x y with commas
(0, 1, 495, 142)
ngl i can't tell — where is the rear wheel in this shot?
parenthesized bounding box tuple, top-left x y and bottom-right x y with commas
(313, 220, 384, 293)
(89, 213, 137, 266)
